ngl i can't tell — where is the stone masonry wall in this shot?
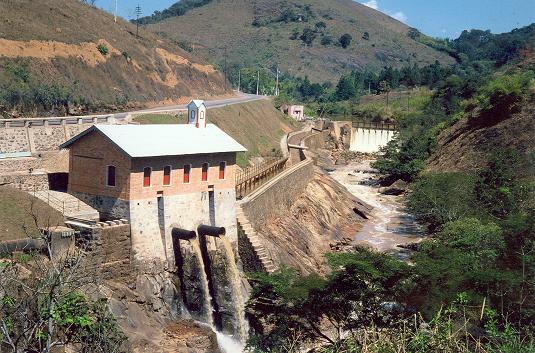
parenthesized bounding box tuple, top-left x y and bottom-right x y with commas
(0, 128, 30, 153)
(0, 173, 49, 191)
(79, 223, 133, 282)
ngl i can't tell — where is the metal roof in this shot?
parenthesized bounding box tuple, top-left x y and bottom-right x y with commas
(188, 99, 206, 108)
(60, 124, 247, 158)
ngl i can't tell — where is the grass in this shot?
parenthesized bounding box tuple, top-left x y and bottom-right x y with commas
(0, 186, 63, 241)
(133, 113, 181, 124)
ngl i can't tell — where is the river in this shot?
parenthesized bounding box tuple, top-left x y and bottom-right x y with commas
(328, 159, 425, 260)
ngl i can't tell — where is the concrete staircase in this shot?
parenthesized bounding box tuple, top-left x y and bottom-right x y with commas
(33, 190, 99, 221)
(236, 205, 277, 274)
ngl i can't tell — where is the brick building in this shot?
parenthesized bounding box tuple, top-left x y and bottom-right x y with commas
(60, 103, 246, 262)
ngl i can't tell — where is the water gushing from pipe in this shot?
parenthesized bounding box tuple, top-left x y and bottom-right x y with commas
(189, 238, 214, 326)
(220, 237, 248, 343)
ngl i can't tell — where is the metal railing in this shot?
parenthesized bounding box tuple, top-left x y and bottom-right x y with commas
(352, 121, 398, 131)
(33, 190, 82, 216)
(236, 157, 288, 199)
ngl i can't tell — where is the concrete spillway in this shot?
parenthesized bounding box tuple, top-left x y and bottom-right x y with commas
(350, 127, 395, 153)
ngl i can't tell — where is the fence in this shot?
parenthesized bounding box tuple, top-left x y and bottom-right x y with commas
(235, 157, 288, 199)
(352, 121, 398, 131)
(0, 115, 115, 128)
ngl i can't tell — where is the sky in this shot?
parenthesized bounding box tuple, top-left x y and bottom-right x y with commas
(98, 0, 535, 38)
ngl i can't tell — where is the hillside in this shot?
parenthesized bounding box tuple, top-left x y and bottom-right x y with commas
(145, 0, 455, 82)
(0, 0, 229, 117)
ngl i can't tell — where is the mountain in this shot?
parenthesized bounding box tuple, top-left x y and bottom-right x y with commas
(0, 0, 228, 117)
(144, 0, 455, 82)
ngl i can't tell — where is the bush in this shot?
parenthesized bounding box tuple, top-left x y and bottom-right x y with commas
(320, 35, 333, 46)
(339, 33, 352, 48)
(97, 44, 109, 56)
(407, 172, 478, 229)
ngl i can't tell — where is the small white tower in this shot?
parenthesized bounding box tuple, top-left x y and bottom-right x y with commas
(187, 99, 207, 128)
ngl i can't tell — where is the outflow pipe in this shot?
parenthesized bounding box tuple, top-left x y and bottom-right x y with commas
(172, 228, 197, 240)
(197, 225, 226, 237)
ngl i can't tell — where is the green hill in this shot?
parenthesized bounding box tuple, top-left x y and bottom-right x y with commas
(143, 0, 455, 82)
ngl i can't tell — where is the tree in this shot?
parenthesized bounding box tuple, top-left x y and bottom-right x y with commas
(407, 27, 421, 39)
(300, 28, 317, 46)
(339, 33, 352, 48)
(315, 21, 327, 32)
(362, 31, 370, 40)
(320, 36, 333, 46)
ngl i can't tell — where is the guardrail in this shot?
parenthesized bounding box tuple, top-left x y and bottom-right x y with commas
(32, 190, 82, 216)
(0, 115, 115, 128)
(236, 157, 288, 199)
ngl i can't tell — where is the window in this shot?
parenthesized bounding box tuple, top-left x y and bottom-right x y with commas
(219, 161, 226, 180)
(201, 163, 209, 182)
(183, 164, 191, 183)
(106, 165, 116, 187)
(163, 166, 171, 186)
(143, 167, 151, 187)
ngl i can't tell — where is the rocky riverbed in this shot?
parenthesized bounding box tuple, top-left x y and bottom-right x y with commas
(328, 160, 426, 260)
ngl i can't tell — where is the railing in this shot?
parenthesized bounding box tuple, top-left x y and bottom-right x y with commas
(352, 121, 398, 131)
(236, 157, 288, 199)
(33, 190, 82, 216)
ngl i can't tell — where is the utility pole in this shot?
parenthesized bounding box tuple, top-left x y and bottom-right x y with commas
(134, 5, 142, 38)
(237, 69, 241, 92)
(275, 64, 280, 96)
(114, 0, 118, 22)
(223, 47, 227, 91)
(256, 70, 260, 95)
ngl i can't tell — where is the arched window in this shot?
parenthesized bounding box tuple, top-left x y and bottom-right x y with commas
(219, 161, 226, 180)
(201, 163, 209, 182)
(190, 110, 196, 121)
(163, 166, 172, 186)
(183, 164, 191, 183)
(106, 165, 116, 187)
(143, 167, 151, 187)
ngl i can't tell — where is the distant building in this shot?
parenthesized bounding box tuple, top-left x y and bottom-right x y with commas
(60, 101, 246, 263)
(282, 105, 305, 121)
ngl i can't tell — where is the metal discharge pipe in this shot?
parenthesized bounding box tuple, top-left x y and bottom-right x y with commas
(197, 225, 226, 237)
(172, 228, 197, 240)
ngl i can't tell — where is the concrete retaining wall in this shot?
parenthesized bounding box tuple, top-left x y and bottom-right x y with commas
(239, 159, 314, 230)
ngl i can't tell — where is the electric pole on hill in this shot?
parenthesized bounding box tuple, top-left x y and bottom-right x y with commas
(134, 5, 142, 38)
(275, 64, 280, 96)
(223, 47, 228, 91)
(114, 0, 118, 23)
(256, 70, 260, 95)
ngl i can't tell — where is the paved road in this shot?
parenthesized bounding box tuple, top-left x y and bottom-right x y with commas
(113, 93, 267, 120)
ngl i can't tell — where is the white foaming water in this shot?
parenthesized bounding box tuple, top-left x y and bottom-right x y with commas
(196, 321, 244, 353)
(189, 238, 215, 326)
(216, 331, 245, 353)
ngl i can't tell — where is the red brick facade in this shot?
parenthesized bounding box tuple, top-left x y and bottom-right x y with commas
(67, 130, 237, 201)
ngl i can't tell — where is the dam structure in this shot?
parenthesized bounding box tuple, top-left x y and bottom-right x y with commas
(350, 121, 397, 153)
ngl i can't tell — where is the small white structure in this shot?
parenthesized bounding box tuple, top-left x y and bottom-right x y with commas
(187, 99, 207, 128)
(282, 105, 305, 121)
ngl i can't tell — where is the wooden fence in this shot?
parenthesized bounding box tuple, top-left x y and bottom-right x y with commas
(236, 157, 288, 199)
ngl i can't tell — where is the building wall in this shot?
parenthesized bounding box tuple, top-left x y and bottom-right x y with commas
(68, 130, 132, 200)
(129, 153, 237, 200)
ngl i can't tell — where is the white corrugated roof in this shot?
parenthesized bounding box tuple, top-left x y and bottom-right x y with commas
(60, 124, 246, 157)
(188, 99, 205, 108)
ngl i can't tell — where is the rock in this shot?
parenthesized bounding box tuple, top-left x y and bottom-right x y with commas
(335, 158, 347, 165)
(379, 179, 407, 195)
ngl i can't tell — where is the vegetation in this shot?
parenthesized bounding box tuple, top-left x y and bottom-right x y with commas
(339, 33, 352, 48)
(97, 43, 109, 56)
(136, 0, 214, 25)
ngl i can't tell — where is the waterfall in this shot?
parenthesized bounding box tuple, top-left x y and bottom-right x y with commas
(189, 238, 215, 326)
(220, 237, 248, 343)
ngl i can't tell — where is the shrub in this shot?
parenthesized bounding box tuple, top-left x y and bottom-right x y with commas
(97, 43, 109, 56)
(339, 33, 352, 48)
(320, 35, 333, 46)
(407, 172, 478, 229)
(300, 28, 317, 46)
(362, 31, 370, 40)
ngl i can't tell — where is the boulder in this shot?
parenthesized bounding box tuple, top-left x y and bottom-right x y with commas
(379, 179, 408, 195)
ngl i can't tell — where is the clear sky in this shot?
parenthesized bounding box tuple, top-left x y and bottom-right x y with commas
(98, 0, 535, 38)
